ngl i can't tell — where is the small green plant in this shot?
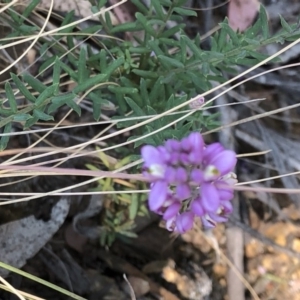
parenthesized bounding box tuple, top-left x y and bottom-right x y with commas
(1, 1, 300, 150)
(86, 149, 148, 246)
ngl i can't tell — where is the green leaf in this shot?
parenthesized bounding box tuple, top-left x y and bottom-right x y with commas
(140, 78, 150, 107)
(157, 55, 184, 69)
(0, 123, 11, 150)
(151, 0, 165, 19)
(59, 61, 78, 81)
(97, 0, 107, 8)
(129, 194, 139, 220)
(111, 21, 142, 33)
(78, 47, 88, 83)
(24, 116, 39, 129)
(13, 114, 31, 122)
(5, 82, 17, 113)
(11, 73, 37, 103)
(219, 21, 239, 46)
(245, 22, 261, 40)
(0, 107, 13, 117)
(146, 106, 160, 121)
(52, 58, 61, 95)
(73, 74, 107, 94)
(160, 72, 175, 84)
(92, 99, 102, 121)
(118, 231, 137, 238)
(181, 35, 203, 60)
(169, 15, 183, 22)
(88, 92, 102, 120)
(23, 74, 47, 93)
(165, 94, 176, 110)
(149, 77, 165, 103)
(179, 36, 187, 64)
(132, 69, 157, 79)
(235, 57, 259, 66)
(128, 47, 151, 54)
(35, 84, 57, 106)
(202, 62, 210, 76)
(33, 109, 54, 121)
(77, 25, 103, 36)
(39, 55, 56, 74)
(159, 38, 180, 47)
(129, 135, 156, 147)
(48, 93, 76, 114)
(22, 0, 40, 19)
(243, 37, 260, 45)
(247, 50, 272, 61)
(7, 7, 21, 25)
(108, 86, 138, 94)
(161, 24, 185, 38)
(18, 25, 39, 34)
(104, 11, 113, 31)
(96, 49, 107, 73)
(280, 15, 293, 33)
(57, 11, 76, 34)
(135, 12, 156, 36)
(186, 71, 209, 91)
(124, 97, 144, 115)
(130, 0, 149, 14)
(260, 5, 269, 39)
(217, 25, 227, 51)
(173, 7, 197, 17)
(148, 40, 164, 56)
(65, 98, 81, 116)
(210, 35, 218, 52)
(178, 122, 192, 138)
(104, 57, 125, 77)
(160, 0, 172, 6)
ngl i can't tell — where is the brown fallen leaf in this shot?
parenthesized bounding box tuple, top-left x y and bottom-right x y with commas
(228, 0, 260, 32)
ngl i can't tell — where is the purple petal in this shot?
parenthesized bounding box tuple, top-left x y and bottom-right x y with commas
(218, 189, 234, 201)
(175, 212, 194, 233)
(176, 184, 191, 200)
(163, 202, 181, 220)
(166, 217, 176, 231)
(181, 136, 192, 152)
(169, 152, 180, 165)
(210, 150, 237, 176)
(141, 145, 164, 166)
(188, 132, 204, 151)
(203, 143, 224, 164)
(201, 216, 216, 228)
(201, 183, 220, 212)
(176, 167, 188, 183)
(188, 148, 203, 165)
(180, 153, 190, 165)
(208, 212, 228, 223)
(157, 146, 171, 163)
(216, 182, 234, 201)
(165, 166, 177, 184)
(191, 198, 205, 216)
(221, 201, 233, 214)
(190, 169, 204, 184)
(164, 193, 177, 207)
(165, 139, 181, 152)
(149, 181, 168, 211)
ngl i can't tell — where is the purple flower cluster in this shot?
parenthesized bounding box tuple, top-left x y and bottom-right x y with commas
(141, 132, 237, 233)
